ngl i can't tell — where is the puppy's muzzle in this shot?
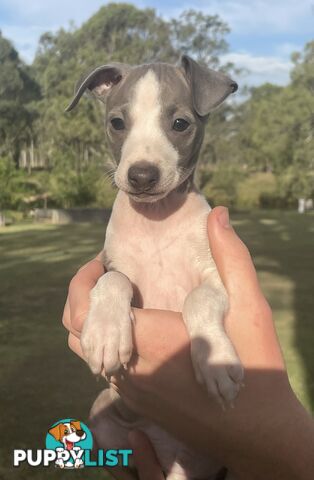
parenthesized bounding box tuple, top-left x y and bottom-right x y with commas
(127, 161, 160, 193)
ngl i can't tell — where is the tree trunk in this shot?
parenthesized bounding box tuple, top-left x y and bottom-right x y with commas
(29, 138, 34, 174)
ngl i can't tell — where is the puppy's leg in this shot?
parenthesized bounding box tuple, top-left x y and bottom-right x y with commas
(183, 278, 243, 406)
(81, 271, 133, 376)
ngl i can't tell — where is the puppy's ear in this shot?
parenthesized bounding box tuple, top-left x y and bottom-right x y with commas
(180, 55, 238, 117)
(65, 63, 130, 112)
(70, 420, 81, 431)
(48, 423, 63, 441)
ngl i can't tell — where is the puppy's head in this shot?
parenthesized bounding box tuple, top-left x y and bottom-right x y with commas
(66, 56, 237, 203)
(48, 421, 86, 446)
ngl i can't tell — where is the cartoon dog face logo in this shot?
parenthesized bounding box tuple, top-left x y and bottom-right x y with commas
(48, 420, 86, 450)
(48, 420, 87, 469)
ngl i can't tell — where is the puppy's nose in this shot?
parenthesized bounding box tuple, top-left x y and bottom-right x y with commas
(76, 429, 84, 437)
(128, 161, 160, 191)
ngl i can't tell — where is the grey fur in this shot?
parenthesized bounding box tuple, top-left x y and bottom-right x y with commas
(67, 55, 241, 480)
(65, 57, 237, 184)
(181, 55, 238, 116)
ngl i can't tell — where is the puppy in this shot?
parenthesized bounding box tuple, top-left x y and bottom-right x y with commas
(66, 55, 243, 480)
(48, 420, 86, 468)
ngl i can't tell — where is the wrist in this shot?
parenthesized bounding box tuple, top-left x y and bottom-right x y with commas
(226, 390, 314, 479)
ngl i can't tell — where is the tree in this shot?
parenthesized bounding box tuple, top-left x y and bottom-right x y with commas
(171, 9, 230, 69)
(31, 3, 236, 183)
(1, 3, 313, 211)
(0, 32, 40, 166)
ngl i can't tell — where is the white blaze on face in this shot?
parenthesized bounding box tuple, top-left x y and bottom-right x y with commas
(115, 70, 180, 194)
(62, 423, 82, 443)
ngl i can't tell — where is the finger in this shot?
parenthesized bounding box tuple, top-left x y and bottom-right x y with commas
(62, 296, 71, 331)
(62, 296, 81, 339)
(77, 251, 104, 271)
(129, 430, 164, 480)
(208, 208, 284, 369)
(68, 257, 104, 332)
(110, 376, 141, 413)
(207, 207, 262, 302)
(68, 332, 85, 360)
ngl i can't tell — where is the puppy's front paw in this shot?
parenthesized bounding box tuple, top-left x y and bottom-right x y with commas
(81, 299, 133, 377)
(191, 336, 244, 407)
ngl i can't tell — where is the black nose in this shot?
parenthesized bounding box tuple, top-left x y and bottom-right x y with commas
(128, 161, 160, 191)
(76, 429, 84, 437)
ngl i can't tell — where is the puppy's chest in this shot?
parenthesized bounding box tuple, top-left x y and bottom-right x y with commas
(104, 211, 214, 311)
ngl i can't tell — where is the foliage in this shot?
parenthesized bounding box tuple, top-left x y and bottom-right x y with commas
(236, 172, 278, 209)
(46, 152, 116, 208)
(0, 32, 40, 166)
(0, 157, 19, 209)
(170, 9, 230, 68)
(202, 165, 246, 207)
(0, 157, 34, 210)
(0, 4, 313, 212)
(277, 166, 314, 207)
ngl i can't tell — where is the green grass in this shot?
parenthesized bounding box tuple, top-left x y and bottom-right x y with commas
(231, 211, 314, 410)
(0, 211, 313, 478)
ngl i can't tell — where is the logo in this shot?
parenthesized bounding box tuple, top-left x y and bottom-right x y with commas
(46, 418, 92, 469)
(13, 418, 132, 469)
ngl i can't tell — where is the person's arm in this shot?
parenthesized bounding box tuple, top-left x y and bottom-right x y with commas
(63, 207, 314, 480)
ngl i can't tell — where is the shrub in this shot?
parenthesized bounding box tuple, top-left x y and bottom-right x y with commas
(95, 175, 117, 209)
(48, 153, 118, 209)
(0, 156, 39, 211)
(277, 166, 314, 208)
(236, 172, 278, 209)
(201, 165, 246, 207)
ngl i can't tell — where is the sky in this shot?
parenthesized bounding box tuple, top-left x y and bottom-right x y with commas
(0, 0, 313, 87)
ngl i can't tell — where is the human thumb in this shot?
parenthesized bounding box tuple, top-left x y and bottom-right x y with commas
(207, 207, 262, 303)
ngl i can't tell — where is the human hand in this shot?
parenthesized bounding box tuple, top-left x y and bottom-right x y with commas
(62, 252, 104, 341)
(63, 207, 314, 480)
(128, 430, 164, 480)
(112, 207, 313, 479)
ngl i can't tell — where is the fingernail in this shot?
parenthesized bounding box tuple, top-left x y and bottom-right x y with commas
(218, 208, 232, 229)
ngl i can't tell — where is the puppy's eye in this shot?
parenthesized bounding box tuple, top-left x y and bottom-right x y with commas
(64, 430, 69, 435)
(111, 117, 125, 130)
(173, 118, 190, 132)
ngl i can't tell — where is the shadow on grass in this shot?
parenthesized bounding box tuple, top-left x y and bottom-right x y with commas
(232, 210, 314, 411)
(0, 211, 313, 479)
(0, 222, 109, 479)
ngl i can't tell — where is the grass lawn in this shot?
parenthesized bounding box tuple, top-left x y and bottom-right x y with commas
(0, 210, 313, 478)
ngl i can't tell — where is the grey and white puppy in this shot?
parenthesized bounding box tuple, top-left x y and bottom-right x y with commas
(66, 56, 243, 480)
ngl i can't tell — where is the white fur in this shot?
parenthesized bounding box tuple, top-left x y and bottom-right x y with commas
(81, 271, 133, 375)
(81, 189, 243, 479)
(100, 190, 243, 401)
(56, 423, 86, 469)
(80, 67, 243, 480)
(61, 423, 85, 448)
(114, 71, 180, 197)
